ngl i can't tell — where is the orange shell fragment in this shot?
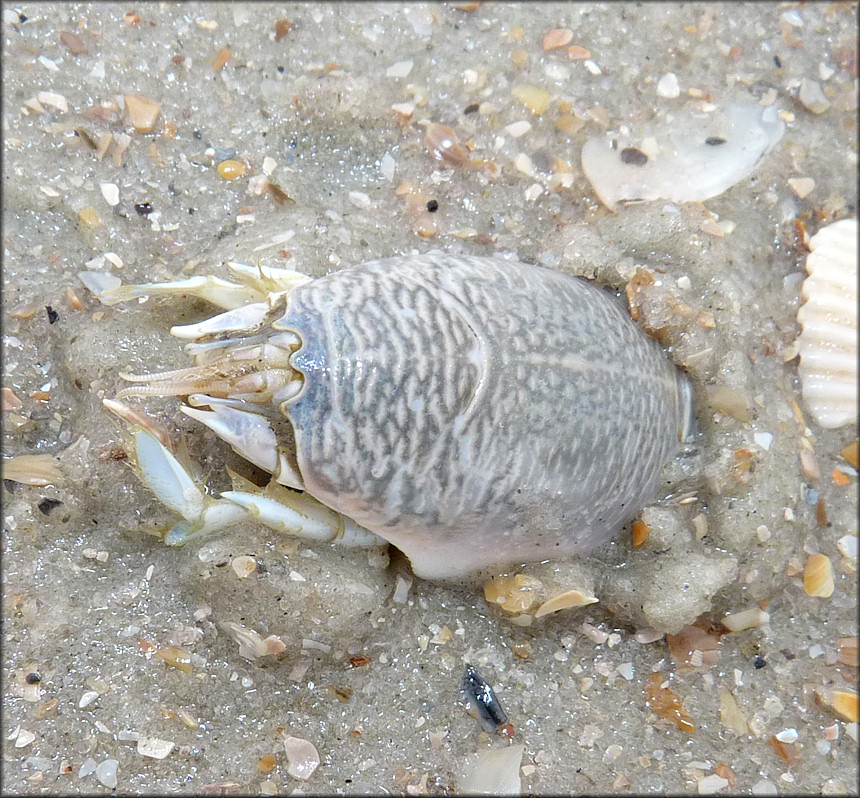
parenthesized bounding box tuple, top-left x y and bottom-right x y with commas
(645, 673, 696, 733)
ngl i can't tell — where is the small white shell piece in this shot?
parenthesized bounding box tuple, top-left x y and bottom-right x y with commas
(797, 218, 858, 429)
(581, 102, 785, 210)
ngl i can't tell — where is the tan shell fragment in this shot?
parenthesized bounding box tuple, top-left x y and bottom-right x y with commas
(483, 573, 542, 613)
(511, 84, 552, 115)
(534, 588, 599, 618)
(721, 607, 769, 632)
(542, 28, 573, 51)
(817, 688, 859, 723)
(797, 218, 858, 429)
(124, 94, 161, 133)
(719, 688, 748, 736)
(2, 454, 64, 486)
(803, 552, 835, 597)
(837, 636, 858, 667)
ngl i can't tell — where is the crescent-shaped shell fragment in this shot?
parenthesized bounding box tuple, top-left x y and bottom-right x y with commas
(581, 103, 785, 210)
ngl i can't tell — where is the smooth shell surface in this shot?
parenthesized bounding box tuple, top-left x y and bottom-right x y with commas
(797, 218, 858, 429)
(278, 254, 691, 579)
(581, 102, 785, 210)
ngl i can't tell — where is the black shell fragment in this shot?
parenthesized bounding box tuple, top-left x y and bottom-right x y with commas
(460, 664, 508, 732)
(620, 146, 649, 166)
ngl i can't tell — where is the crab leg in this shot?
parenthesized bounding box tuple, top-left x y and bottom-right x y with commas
(225, 261, 312, 295)
(133, 429, 250, 544)
(132, 428, 385, 549)
(93, 263, 312, 311)
(95, 275, 267, 311)
(220, 490, 385, 548)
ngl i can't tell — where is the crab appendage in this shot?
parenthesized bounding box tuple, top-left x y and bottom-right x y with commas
(93, 262, 313, 311)
(132, 427, 384, 549)
(95, 275, 265, 311)
(133, 429, 249, 543)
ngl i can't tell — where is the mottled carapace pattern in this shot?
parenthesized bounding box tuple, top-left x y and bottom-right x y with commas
(280, 255, 690, 579)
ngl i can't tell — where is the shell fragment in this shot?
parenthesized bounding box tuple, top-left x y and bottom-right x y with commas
(797, 218, 858, 429)
(581, 102, 785, 210)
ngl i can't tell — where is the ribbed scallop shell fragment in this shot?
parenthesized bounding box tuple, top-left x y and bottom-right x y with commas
(797, 218, 858, 429)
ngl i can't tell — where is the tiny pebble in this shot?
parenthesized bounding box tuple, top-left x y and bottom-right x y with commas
(751, 778, 779, 796)
(781, 9, 804, 27)
(60, 30, 88, 55)
(542, 28, 573, 51)
(583, 59, 602, 76)
(348, 190, 372, 210)
(788, 177, 815, 198)
(759, 87, 778, 106)
(818, 62, 835, 81)
(124, 94, 161, 133)
(231, 555, 256, 578)
(514, 152, 536, 177)
(264, 635, 286, 655)
(581, 621, 609, 644)
(798, 78, 830, 114)
(137, 737, 175, 759)
(656, 72, 680, 98)
(14, 728, 36, 748)
(836, 535, 858, 561)
(262, 156, 277, 175)
(218, 160, 246, 180)
(634, 628, 664, 644)
(698, 775, 730, 795)
(78, 757, 97, 779)
(380, 152, 396, 181)
(505, 120, 532, 138)
(78, 206, 101, 228)
(99, 183, 120, 206)
(567, 45, 591, 61)
(37, 91, 68, 112)
(283, 736, 320, 780)
(392, 572, 413, 604)
(753, 432, 774, 450)
(524, 183, 543, 202)
(699, 218, 724, 238)
(511, 84, 552, 115)
(386, 59, 413, 78)
(95, 759, 118, 789)
(79, 690, 99, 708)
(775, 728, 798, 743)
(38, 54, 60, 72)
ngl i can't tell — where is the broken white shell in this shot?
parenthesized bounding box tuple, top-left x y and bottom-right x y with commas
(461, 744, 524, 795)
(797, 218, 858, 429)
(581, 102, 785, 210)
